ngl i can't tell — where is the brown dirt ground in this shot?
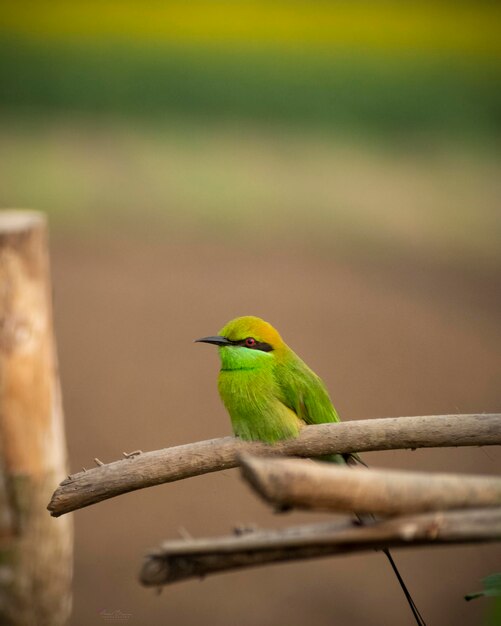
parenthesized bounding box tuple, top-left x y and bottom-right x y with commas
(51, 234, 501, 626)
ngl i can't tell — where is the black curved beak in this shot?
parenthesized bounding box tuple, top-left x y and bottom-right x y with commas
(194, 335, 233, 346)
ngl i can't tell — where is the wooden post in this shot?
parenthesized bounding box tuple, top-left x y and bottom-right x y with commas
(0, 211, 72, 626)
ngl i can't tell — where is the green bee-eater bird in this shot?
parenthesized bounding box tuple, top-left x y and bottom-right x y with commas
(196, 315, 425, 626)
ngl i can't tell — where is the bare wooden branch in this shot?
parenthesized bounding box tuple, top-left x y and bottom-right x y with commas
(48, 413, 501, 517)
(0, 211, 72, 626)
(240, 455, 501, 515)
(140, 507, 501, 586)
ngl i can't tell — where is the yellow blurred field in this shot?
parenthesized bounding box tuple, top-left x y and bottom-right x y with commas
(1, 1, 500, 58)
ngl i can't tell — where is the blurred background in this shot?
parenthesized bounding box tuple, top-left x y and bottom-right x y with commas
(1, 1, 500, 625)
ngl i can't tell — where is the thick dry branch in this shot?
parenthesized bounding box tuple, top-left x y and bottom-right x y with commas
(48, 413, 500, 517)
(140, 508, 501, 586)
(240, 456, 501, 515)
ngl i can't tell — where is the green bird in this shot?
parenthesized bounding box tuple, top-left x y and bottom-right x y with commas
(196, 315, 425, 626)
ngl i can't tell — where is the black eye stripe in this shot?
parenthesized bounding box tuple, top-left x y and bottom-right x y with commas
(231, 339, 273, 352)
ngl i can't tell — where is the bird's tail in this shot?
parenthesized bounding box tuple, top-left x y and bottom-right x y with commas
(341, 453, 426, 625)
(382, 548, 426, 626)
(352, 511, 426, 625)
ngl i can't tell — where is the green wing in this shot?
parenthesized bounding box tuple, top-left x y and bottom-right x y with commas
(275, 351, 365, 466)
(275, 351, 340, 425)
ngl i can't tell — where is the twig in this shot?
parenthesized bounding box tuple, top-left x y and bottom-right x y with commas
(48, 414, 501, 517)
(139, 508, 501, 586)
(240, 455, 501, 515)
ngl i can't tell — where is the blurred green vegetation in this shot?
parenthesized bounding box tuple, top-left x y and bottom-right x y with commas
(1, 39, 500, 137)
(1, 1, 499, 135)
(0, 1, 499, 266)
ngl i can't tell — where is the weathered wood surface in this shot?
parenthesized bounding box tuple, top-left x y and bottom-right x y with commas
(0, 211, 72, 626)
(140, 508, 501, 586)
(240, 455, 501, 515)
(48, 413, 501, 517)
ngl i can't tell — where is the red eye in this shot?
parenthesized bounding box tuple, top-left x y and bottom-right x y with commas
(245, 337, 256, 347)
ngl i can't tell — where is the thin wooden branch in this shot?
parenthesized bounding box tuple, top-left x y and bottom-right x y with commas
(240, 455, 501, 515)
(139, 507, 501, 586)
(48, 414, 501, 517)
